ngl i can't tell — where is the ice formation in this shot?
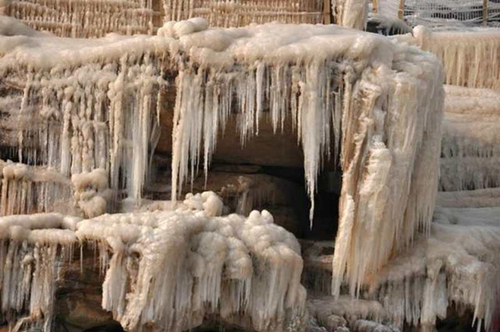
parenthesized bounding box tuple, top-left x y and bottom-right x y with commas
(4, 0, 156, 37)
(0, 160, 72, 216)
(0, 19, 314, 331)
(0, 212, 77, 331)
(159, 22, 444, 302)
(364, 206, 500, 332)
(329, 42, 443, 298)
(77, 191, 306, 332)
(366, 14, 412, 36)
(308, 295, 399, 331)
(333, 0, 369, 29)
(0, 192, 306, 332)
(440, 85, 500, 191)
(72, 168, 110, 218)
(0, 16, 445, 313)
(412, 26, 500, 90)
(304, 204, 500, 332)
(0, 21, 165, 203)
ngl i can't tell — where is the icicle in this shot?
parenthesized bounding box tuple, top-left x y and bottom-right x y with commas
(0, 213, 77, 330)
(0, 19, 449, 331)
(0, 160, 72, 216)
(414, 26, 500, 90)
(331, 38, 444, 298)
(440, 86, 500, 191)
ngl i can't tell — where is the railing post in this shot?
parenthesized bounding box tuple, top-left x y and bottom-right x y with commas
(483, 0, 488, 26)
(324, 0, 332, 24)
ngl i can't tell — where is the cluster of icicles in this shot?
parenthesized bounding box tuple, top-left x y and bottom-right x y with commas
(0, 16, 447, 331)
(412, 26, 500, 90)
(366, 204, 500, 332)
(1, 52, 164, 204)
(0, 212, 78, 331)
(304, 202, 500, 332)
(0, 160, 71, 216)
(6, 0, 156, 37)
(0, 192, 306, 332)
(440, 85, 500, 191)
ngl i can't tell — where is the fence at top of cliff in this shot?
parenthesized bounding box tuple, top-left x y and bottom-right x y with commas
(3, 0, 159, 38)
(375, 0, 500, 27)
(161, 0, 327, 27)
(2, 0, 329, 38)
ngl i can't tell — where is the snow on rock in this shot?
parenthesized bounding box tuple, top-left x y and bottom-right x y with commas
(440, 86, 500, 191)
(308, 295, 399, 332)
(76, 191, 306, 332)
(0, 17, 444, 302)
(72, 168, 110, 218)
(412, 26, 500, 90)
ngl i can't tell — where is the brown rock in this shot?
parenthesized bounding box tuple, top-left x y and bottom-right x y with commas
(54, 247, 117, 332)
(157, 107, 306, 168)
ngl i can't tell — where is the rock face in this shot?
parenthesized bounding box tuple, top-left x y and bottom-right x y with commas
(157, 103, 306, 169)
(148, 163, 310, 237)
(55, 248, 116, 332)
(2, 13, 490, 332)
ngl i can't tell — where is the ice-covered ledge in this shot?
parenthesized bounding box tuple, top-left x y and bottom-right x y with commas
(0, 192, 306, 332)
(397, 26, 500, 90)
(1, 17, 444, 330)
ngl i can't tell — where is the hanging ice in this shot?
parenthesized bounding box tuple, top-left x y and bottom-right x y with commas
(0, 15, 450, 332)
(76, 191, 306, 332)
(440, 85, 500, 191)
(0, 16, 444, 299)
(411, 26, 500, 90)
(0, 212, 77, 331)
(365, 205, 500, 332)
(306, 205, 500, 332)
(0, 160, 72, 216)
(0, 192, 306, 332)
